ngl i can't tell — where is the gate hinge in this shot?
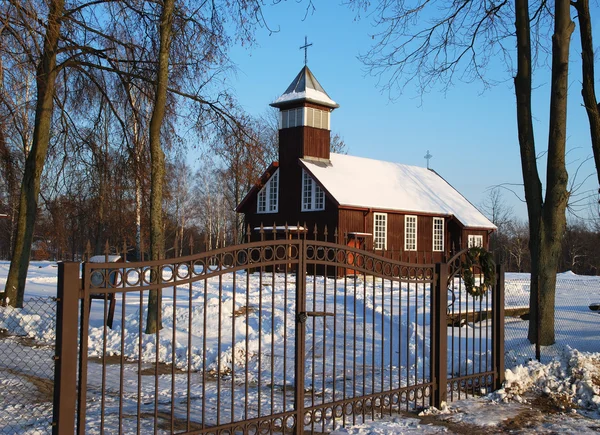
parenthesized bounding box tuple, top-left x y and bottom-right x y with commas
(297, 312, 308, 324)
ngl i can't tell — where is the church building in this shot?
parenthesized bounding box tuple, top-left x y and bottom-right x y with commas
(236, 66, 496, 262)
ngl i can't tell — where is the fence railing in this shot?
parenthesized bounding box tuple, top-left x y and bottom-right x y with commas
(0, 297, 56, 434)
(52, 237, 504, 434)
(503, 274, 600, 365)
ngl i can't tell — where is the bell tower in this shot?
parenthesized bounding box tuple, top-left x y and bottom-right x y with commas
(270, 66, 339, 166)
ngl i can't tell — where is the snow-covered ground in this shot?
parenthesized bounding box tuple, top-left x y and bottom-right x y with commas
(0, 261, 599, 433)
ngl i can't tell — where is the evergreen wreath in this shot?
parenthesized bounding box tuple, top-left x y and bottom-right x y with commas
(462, 247, 496, 299)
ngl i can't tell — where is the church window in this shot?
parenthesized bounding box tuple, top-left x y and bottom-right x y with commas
(405, 215, 417, 251)
(280, 108, 304, 129)
(280, 107, 331, 130)
(468, 235, 483, 248)
(301, 170, 325, 211)
(374, 213, 388, 250)
(257, 169, 279, 214)
(433, 218, 444, 252)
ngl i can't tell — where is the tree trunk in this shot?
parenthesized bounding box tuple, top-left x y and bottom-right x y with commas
(145, 0, 174, 334)
(515, 0, 572, 346)
(573, 0, 600, 188)
(3, 0, 65, 308)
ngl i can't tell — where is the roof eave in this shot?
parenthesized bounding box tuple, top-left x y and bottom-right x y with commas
(269, 97, 339, 109)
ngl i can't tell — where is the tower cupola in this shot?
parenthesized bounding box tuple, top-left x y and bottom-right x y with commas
(270, 66, 338, 163)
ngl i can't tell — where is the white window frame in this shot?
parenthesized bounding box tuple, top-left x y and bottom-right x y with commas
(374, 213, 388, 250)
(279, 107, 331, 130)
(404, 215, 417, 251)
(468, 234, 484, 248)
(301, 169, 325, 211)
(432, 217, 444, 252)
(256, 169, 279, 214)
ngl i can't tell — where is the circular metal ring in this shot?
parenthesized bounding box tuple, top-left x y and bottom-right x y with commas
(175, 263, 190, 280)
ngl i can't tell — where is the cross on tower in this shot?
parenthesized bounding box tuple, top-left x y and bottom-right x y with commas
(299, 36, 312, 66)
(424, 150, 433, 169)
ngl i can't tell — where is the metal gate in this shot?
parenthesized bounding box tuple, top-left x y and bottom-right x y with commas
(52, 234, 504, 434)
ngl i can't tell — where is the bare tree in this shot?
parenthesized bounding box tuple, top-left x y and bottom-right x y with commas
(480, 188, 515, 265)
(506, 220, 530, 273)
(572, 0, 600, 188)
(3, 0, 66, 307)
(347, 0, 573, 345)
(481, 188, 514, 231)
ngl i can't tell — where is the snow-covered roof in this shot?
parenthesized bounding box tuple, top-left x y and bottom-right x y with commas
(89, 255, 122, 263)
(270, 66, 339, 109)
(301, 153, 496, 230)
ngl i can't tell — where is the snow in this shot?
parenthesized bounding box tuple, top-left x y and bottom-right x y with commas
(271, 66, 339, 108)
(88, 255, 122, 263)
(272, 88, 338, 108)
(1, 261, 599, 433)
(301, 154, 497, 230)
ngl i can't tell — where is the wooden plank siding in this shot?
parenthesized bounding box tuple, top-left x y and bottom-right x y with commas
(302, 128, 330, 161)
(278, 128, 304, 167)
(241, 161, 338, 242)
(338, 208, 450, 263)
(279, 127, 330, 162)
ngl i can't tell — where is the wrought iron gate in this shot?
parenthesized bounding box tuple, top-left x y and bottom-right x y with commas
(52, 234, 504, 434)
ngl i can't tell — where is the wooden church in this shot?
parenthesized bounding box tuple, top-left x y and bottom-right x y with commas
(236, 66, 496, 262)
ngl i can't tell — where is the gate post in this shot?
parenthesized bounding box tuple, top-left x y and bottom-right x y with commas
(432, 263, 448, 408)
(294, 239, 307, 435)
(493, 264, 505, 389)
(52, 262, 81, 435)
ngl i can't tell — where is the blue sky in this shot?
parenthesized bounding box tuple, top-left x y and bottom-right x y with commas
(213, 1, 598, 222)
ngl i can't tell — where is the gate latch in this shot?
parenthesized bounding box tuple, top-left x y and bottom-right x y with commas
(305, 311, 334, 317)
(298, 311, 334, 323)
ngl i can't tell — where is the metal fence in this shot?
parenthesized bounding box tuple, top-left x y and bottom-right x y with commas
(0, 297, 56, 434)
(53, 233, 504, 434)
(504, 274, 600, 367)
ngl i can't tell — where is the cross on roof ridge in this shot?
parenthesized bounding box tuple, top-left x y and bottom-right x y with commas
(299, 36, 312, 66)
